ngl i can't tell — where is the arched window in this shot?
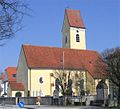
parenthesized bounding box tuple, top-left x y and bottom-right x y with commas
(65, 36, 67, 43)
(80, 79, 84, 90)
(15, 92, 22, 97)
(55, 78, 59, 92)
(76, 34, 80, 42)
(68, 79, 73, 95)
(39, 77, 43, 84)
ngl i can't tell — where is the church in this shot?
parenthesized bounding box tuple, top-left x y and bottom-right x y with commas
(7, 9, 109, 97)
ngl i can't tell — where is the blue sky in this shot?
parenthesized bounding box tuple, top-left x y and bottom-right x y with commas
(0, 0, 120, 72)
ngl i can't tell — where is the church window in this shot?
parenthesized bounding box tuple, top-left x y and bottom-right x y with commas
(39, 77, 43, 84)
(76, 30, 79, 33)
(80, 79, 84, 90)
(76, 34, 80, 42)
(55, 78, 59, 92)
(65, 36, 67, 43)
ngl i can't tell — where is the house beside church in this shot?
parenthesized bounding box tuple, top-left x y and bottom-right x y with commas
(0, 73, 4, 96)
(8, 9, 109, 97)
(0, 67, 24, 97)
(3, 67, 17, 97)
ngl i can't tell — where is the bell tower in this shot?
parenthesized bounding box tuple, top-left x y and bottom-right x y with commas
(62, 9, 86, 50)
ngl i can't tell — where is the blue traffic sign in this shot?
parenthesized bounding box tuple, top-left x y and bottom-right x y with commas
(18, 101, 24, 108)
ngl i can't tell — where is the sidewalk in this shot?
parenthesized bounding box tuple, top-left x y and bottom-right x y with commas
(0, 104, 107, 109)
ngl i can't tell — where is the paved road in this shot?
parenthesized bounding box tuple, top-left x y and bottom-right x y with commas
(0, 105, 107, 109)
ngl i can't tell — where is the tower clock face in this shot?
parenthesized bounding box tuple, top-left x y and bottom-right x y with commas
(39, 77, 43, 84)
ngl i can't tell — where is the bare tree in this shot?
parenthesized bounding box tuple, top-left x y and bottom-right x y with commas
(73, 70, 85, 96)
(53, 69, 72, 96)
(53, 69, 85, 96)
(101, 47, 120, 106)
(0, 0, 28, 45)
(53, 69, 86, 106)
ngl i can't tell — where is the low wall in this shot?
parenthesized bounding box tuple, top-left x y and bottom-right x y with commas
(19, 97, 36, 105)
(0, 96, 53, 105)
(0, 96, 97, 105)
(0, 97, 16, 105)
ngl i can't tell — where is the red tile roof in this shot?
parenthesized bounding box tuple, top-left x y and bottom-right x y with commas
(22, 45, 107, 78)
(6, 67, 16, 82)
(66, 9, 85, 28)
(9, 82, 24, 91)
